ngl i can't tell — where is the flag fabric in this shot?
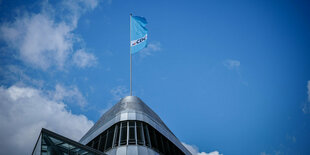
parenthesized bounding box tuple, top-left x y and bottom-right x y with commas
(130, 16, 148, 54)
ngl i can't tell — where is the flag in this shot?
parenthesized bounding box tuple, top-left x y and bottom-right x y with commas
(130, 15, 148, 54)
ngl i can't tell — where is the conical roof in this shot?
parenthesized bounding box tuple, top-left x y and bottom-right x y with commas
(79, 96, 190, 155)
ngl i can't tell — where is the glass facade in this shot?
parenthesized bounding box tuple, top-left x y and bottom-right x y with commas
(86, 121, 185, 155)
(32, 129, 104, 155)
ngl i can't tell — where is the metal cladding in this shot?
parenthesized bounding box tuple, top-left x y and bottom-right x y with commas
(79, 96, 191, 155)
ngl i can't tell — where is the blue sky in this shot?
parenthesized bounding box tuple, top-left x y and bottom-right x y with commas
(1, 0, 310, 154)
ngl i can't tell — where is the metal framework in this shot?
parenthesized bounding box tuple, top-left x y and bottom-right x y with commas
(86, 120, 185, 155)
(32, 128, 105, 155)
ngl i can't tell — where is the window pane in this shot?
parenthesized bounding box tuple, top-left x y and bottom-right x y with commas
(99, 132, 106, 152)
(136, 122, 144, 145)
(86, 141, 93, 147)
(106, 127, 114, 150)
(143, 123, 150, 147)
(40, 132, 96, 155)
(120, 122, 127, 145)
(49, 137, 62, 145)
(93, 136, 100, 150)
(157, 132, 165, 154)
(129, 121, 135, 126)
(148, 126, 158, 151)
(164, 137, 170, 154)
(128, 121, 136, 144)
(156, 131, 164, 153)
(113, 124, 120, 147)
(169, 141, 175, 154)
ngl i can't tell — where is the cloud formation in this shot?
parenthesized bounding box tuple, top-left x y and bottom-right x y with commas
(139, 42, 162, 58)
(73, 49, 97, 68)
(0, 0, 98, 70)
(302, 80, 310, 114)
(0, 85, 94, 154)
(110, 85, 129, 100)
(224, 59, 240, 70)
(52, 84, 87, 107)
(182, 142, 223, 155)
(260, 151, 281, 155)
(0, 65, 45, 87)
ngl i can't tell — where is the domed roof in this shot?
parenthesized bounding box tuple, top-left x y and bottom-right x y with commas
(79, 96, 191, 155)
(80, 96, 174, 142)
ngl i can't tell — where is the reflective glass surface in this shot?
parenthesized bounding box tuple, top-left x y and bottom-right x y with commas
(120, 122, 127, 145)
(32, 129, 104, 155)
(86, 121, 185, 155)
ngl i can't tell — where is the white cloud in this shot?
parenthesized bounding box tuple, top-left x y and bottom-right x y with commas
(302, 103, 309, 114)
(98, 85, 128, 116)
(110, 85, 129, 100)
(81, 0, 99, 10)
(302, 80, 310, 114)
(286, 134, 296, 143)
(147, 42, 161, 51)
(0, 65, 44, 87)
(1, 13, 72, 69)
(51, 84, 87, 107)
(0, 0, 98, 70)
(224, 59, 240, 70)
(0, 85, 94, 154)
(182, 142, 223, 155)
(260, 151, 281, 155)
(73, 49, 97, 68)
(139, 42, 161, 58)
(61, 0, 99, 27)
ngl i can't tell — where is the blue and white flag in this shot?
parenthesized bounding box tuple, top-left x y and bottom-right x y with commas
(130, 16, 148, 54)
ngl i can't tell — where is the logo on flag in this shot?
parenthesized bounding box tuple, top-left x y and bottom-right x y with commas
(130, 16, 148, 54)
(131, 34, 147, 47)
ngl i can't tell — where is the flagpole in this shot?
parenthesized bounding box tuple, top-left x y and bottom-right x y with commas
(130, 13, 132, 96)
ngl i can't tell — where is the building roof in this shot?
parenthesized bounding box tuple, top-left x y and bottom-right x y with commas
(32, 128, 105, 155)
(80, 96, 174, 142)
(79, 96, 191, 155)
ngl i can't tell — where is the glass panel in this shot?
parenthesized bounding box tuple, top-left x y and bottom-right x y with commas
(93, 136, 100, 150)
(70, 147, 80, 153)
(143, 123, 150, 147)
(120, 121, 127, 145)
(59, 143, 70, 152)
(178, 148, 185, 155)
(148, 126, 158, 151)
(170, 142, 176, 155)
(136, 122, 144, 145)
(86, 141, 93, 147)
(128, 121, 136, 144)
(68, 144, 75, 150)
(157, 133, 164, 154)
(164, 137, 170, 154)
(44, 134, 69, 154)
(99, 132, 106, 152)
(39, 132, 98, 155)
(113, 124, 120, 147)
(50, 136, 63, 145)
(106, 126, 114, 150)
(42, 145, 47, 151)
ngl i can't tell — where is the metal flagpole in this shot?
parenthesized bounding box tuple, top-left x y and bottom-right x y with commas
(130, 13, 132, 96)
